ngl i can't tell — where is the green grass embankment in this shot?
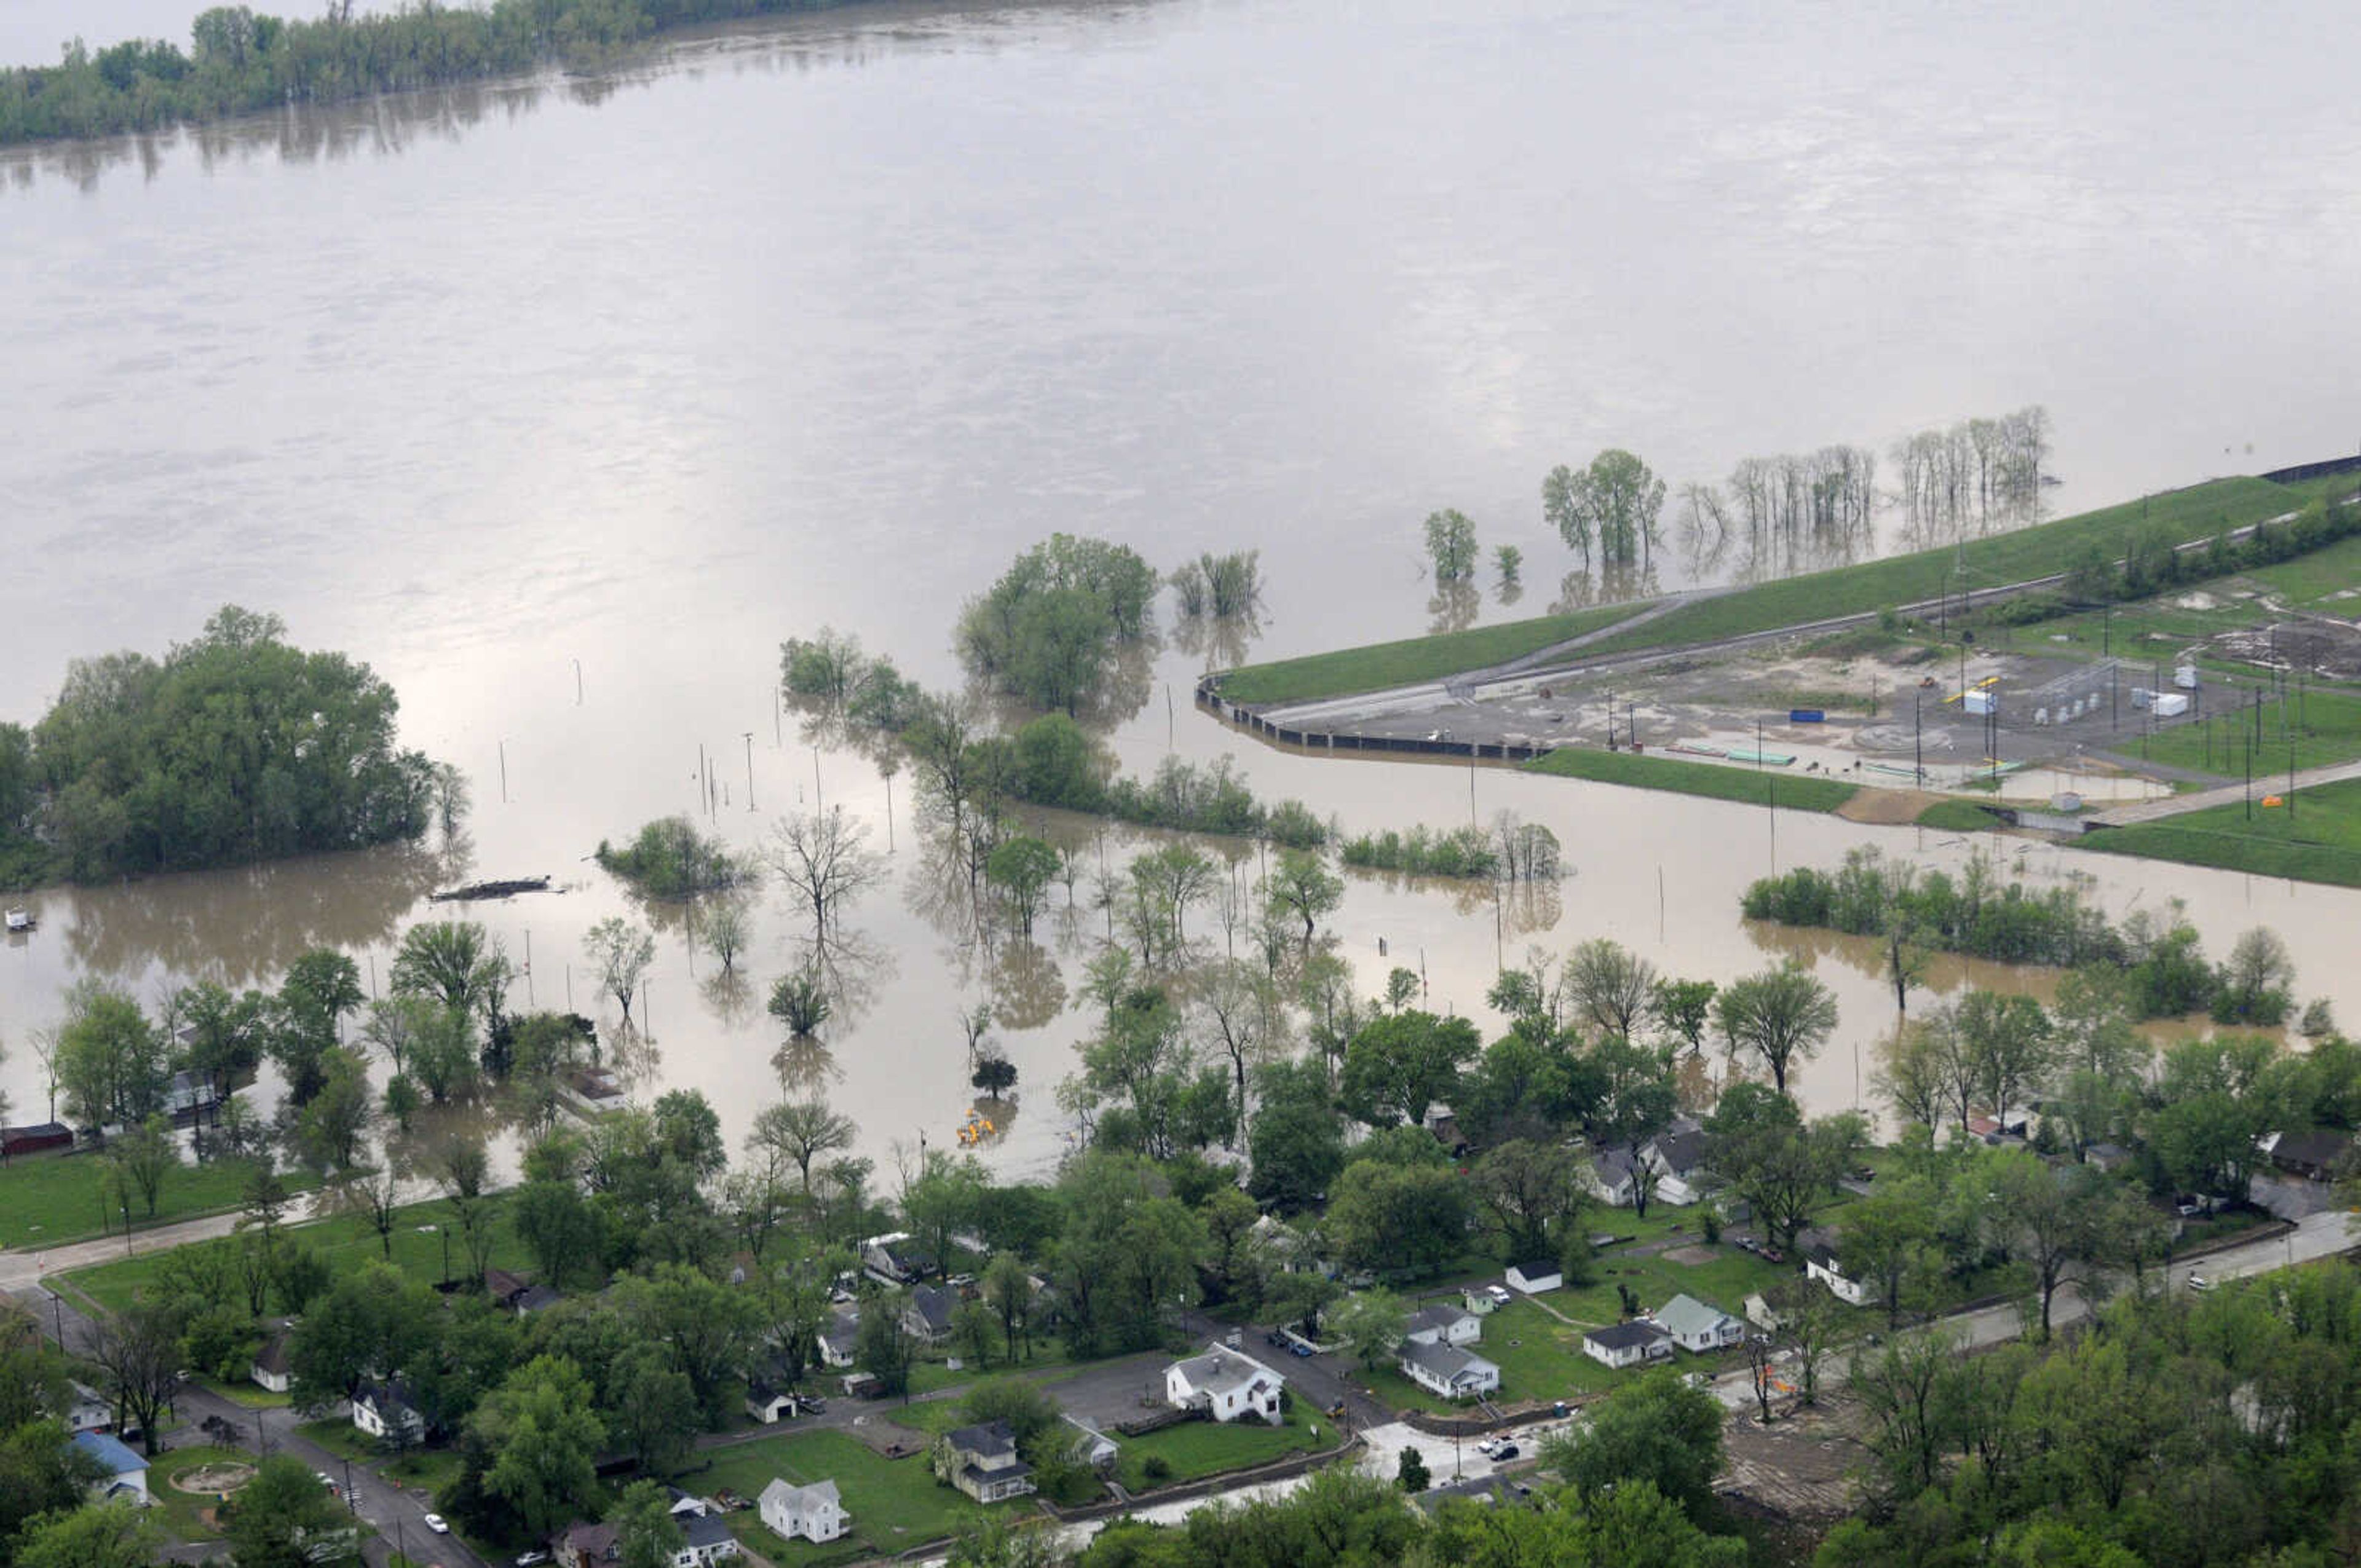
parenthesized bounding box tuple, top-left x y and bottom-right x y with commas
(1227, 476, 2300, 706)
(1214, 601, 1653, 706)
(1575, 476, 2297, 659)
(1915, 799, 2008, 832)
(2082, 778, 2361, 887)
(1524, 747, 1858, 812)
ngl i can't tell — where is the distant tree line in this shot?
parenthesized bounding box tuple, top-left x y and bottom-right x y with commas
(0, 0, 877, 147)
(0, 606, 444, 888)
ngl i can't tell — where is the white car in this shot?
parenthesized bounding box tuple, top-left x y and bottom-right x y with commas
(2187, 1273, 2215, 1293)
(422, 1515, 451, 1534)
(1485, 1285, 1513, 1307)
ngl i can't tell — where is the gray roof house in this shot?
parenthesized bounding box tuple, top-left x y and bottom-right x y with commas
(938, 1421, 1035, 1504)
(1164, 1345, 1286, 1425)
(1653, 1293, 1746, 1353)
(903, 1284, 957, 1345)
(1582, 1320, 1672, 1370)
(1398, 1338, 1501, 1401)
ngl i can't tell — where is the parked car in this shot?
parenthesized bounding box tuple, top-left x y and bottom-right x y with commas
(1291, 1342, 1314, 1358)
(1760, 1247, 1784, 1264)
(1476, 1436, 1500, 1456)
(2188, 1273, 2215, 1293)
(1492, 1442, 1519, 1460)
(795, 1395, 827, 1415)
(516, 1554, 551, 1567)
(1485, 1285, 1513, 1306)
(422, 1515, 450, 1535)
(1265, 1331, 1287, 1347)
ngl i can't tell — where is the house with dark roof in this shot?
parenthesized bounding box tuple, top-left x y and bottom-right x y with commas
(1398, 1338, 1501, 1401)
(484, 1267, 532, 1307)
(2264, 1127, 2354, 1183)
(250, 1331, 293, 1394)
(1581, 1320, 1672, 1370)
(863, 1232, 936, 1286)
(352, 1377, 427, 1444)
(673, 1512, 740, 1568)
(71, 1431, 149, 1504)
(555, 1521, 619, 1568)
(1404, 1301, 1482, 1348)
(1803, 1239, 1870, 1306)
(1505, 1261, 1562, 1295)
(819, 1308, 860, 1368)
(745, 1380, 798, 1425)
(936, 1420, 1035, 1504)
(903, 1284, 957, 1345)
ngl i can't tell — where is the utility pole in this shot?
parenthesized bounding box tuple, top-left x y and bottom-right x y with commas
(744, 733, 756, 811)
(573, 658, 583, 705)
(1913, 688, 1924, 783)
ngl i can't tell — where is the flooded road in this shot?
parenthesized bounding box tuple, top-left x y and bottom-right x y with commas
(5, 0, 2361, 1171)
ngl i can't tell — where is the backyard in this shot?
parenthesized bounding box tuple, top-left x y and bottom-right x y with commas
(1112, 1404, 1329, 1491)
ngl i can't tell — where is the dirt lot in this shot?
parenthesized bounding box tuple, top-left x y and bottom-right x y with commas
(1718, 1395, 1870, 1523)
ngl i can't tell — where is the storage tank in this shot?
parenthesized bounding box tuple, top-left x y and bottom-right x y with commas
(2154, 693, 2190, 719)
(1964, 690, 1996, 716)
(2175, 664, 2199, 690)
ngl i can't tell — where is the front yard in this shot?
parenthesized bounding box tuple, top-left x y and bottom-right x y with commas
(693, 1429, 1011, 1565)
(1113, 1405, 1329, 1491)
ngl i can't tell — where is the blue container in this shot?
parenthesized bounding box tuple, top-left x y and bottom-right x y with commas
(1789, 708, 1825, 723)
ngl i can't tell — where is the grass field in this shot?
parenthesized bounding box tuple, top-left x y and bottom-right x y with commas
(1915, 799, 2008, 832)
(1524, 746, 1859, 812)
(64, 1191, 530, 1314)
(693, 1429, 1006, 1564)
(1575, 476, 2296, 660)
(0, 1151, 318, 1253)
(2129, 687, 2361, 777)
(1114, 1405, 1325, 1491)
(2082, 778, 2361, 887)
(1225, 476, 2300, 704)
(1214, 601, 1653, 706)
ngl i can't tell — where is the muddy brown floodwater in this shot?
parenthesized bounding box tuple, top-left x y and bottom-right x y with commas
(6, 0, 2361, 1176)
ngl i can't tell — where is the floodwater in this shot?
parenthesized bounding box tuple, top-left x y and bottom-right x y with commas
(5, 0, 2361, 1176)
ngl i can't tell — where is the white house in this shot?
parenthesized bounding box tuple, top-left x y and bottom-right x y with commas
(1805, 1242, 1871, 1307)
(1064, 1416, 1120, 1473)
(71, 1432, 148, 1505)
(1743, 1293, 1783, 1332)
(1505, 1261, 1562, 1295)
(759, 1478, 846, 1544)
(1581, 1320, 1672, 1371)
(250, 1334, 292, 1395)
(745, 1381, 797, 1425)
(352, 1379, 427, 1444)
(62, 1382, 113, 1435)
(1398, 1338, 1501, 1401)
(164, 1070, 219, 1119)
(1402, 1302, 1481, 1349)
(819, 1309, 860, 1368)
(1653, 1294, 1746, 1353)
(1165, 1345, 1286, 1425)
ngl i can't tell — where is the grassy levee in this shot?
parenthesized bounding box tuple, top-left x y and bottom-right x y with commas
(2082, 778, 2361, 886)
(1915, 799, 2008, 831)
(1214, 601, 1653, 706)
(1224, 478, 2300, 706)
(1524, 747, 1858, 811)
(1574, 475, 2296, 659)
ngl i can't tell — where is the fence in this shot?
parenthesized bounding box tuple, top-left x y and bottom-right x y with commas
(1194, 679, 1551, 763)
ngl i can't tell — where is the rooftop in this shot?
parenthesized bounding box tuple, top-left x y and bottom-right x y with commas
(71, 1430, 145, 1475)
(1585, 1320, 1671, 1352)
(1653, 1293, 1738, 1339)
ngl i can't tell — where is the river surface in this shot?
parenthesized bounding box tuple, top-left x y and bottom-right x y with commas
(4, 0, 2361, 1179)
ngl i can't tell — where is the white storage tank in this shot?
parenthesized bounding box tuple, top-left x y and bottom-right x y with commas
(2154, 692, 2190, 719)
(2175, 664, 2199, 690)
(1964, 690, 1996, 716)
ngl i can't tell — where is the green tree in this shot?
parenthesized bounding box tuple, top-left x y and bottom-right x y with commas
(611, 1479, 687, 1568)
(1396, 1445, 1430, 1493)
(1324, 1158, 1471, 1278)
(55, 983, 167, 1137)
(391, 920, 510, 1024)
(986, 837, 1061, 936)
(225, 1454, 363, 1568)
(1553, 449, 1667, 569)
(1422, 508, 1479, 581)
(1471, 1138, 1586, 1263)
(606, 1344, 699, 1478)
(856, 1304, 917, 1398)
(108, 1113, 177, 1218)
(1265, 848, 1343, 950)
(1328, 1287, 1407, 1371)
(1338, 1010, 1481, 1129)
(470, 1356, 606, 1538)
(17, 1496, 164, 1568)
(583, 917, 657, 1026)
(1246, 1059, 1346, 1211)
(1546, 1369, 1725, 1522)
(1713, 961, 1839, 1097)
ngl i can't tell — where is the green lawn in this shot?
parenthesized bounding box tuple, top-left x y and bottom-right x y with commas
(63, 1191, 530, 1314)
(1215, 602, 1654, 706)
(1524, 746, 1859, 812)
(692, 1429, 1010, 1564)
(0, 1152, 318, 1253)
(2128, 687, 2361, 777)
(2082, 777, 2361, 887)
(1915, 799, 2007, 832)
(1114, 1405, 1326, 1491)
